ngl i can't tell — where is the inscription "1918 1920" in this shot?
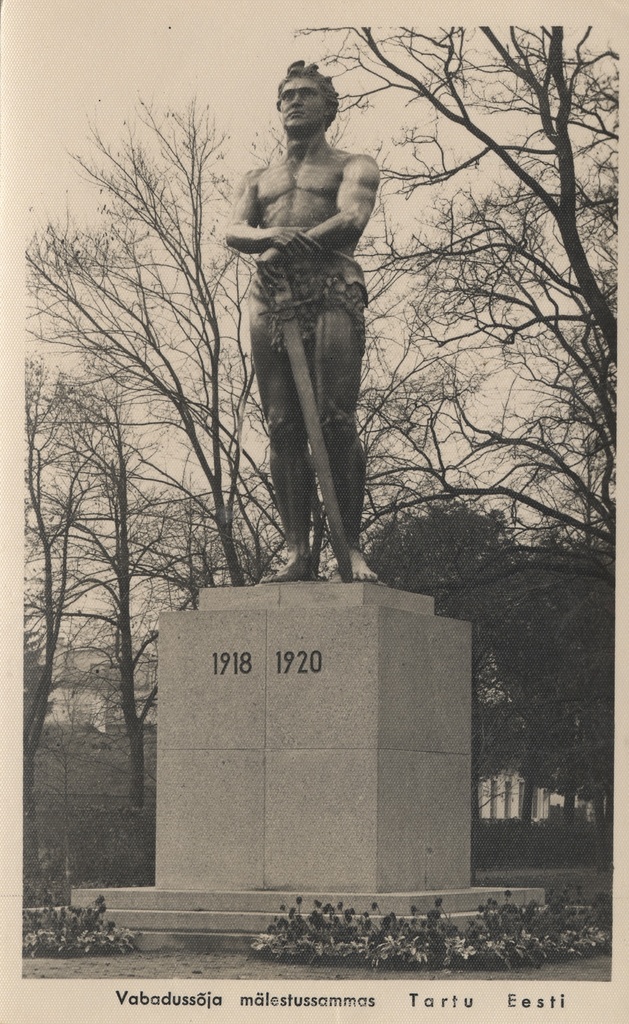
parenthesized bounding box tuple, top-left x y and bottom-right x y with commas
(211, 650, 324, 675)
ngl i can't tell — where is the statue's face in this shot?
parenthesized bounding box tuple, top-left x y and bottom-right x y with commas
(279, 76, 328, 135)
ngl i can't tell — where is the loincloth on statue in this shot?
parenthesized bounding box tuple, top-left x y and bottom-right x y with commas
(252, 253, 368, 356)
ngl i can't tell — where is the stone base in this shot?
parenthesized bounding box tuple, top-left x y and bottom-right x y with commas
(72, 885, 545, 952)
(72, 583, 491, 950)
(154, 582, 472, 893)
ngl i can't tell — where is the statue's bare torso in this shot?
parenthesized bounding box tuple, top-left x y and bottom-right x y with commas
(252, 151, 363, 256)
(232, 145, 378, 266)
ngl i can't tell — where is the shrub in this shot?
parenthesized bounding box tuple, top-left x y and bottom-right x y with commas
(464, 890, 610, 969)
(473, 820, 597, 868)
(23, 878, 68, 909)
(23, 896, 136, 957)
(32, 804, 156, 889)
(252, 891, 611, 970)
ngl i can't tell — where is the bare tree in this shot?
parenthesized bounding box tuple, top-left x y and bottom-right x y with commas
(62, 384, 181, 808)
(315, 28, 616, 349)
(27, 102, 278, 586)
(26, 364, 213, 822)
(24, 360, 91, 875)
(311, 27, 616, 581)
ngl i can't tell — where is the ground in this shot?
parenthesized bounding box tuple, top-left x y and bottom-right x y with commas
(22, 952, 611, 981)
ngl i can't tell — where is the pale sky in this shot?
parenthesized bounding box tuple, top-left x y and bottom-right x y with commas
(2, 2, 622, 235)
(3, 0, 403, 233)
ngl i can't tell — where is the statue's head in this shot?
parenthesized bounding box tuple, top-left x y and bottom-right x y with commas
(276, 61, 339, 129)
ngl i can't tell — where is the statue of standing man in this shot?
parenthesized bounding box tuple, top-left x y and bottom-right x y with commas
(227, 61, 379, 582)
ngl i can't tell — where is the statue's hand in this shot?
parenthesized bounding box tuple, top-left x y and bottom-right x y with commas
(268, 229, 324, 260)
(257, 231, 324, 289)
(258, 246, 283, 263)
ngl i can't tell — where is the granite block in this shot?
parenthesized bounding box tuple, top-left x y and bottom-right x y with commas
(198, 585, 282, 611)
(276, 582, 434, 615)
(265, 608, 379, 749)
(378, 610, 471, 754)
(156, 749, 265, 890)
(377, 749, 471, 890)
(157, 611, 266, 751)
(154, 583, 472, 895)
(198, 582, 434, 615)
(73, 885, 541, 915)
(264, 749, 378, 890)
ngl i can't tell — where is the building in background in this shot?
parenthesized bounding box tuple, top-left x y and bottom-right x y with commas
(478, 774, 594, 822)
(46, 644, 157, 733)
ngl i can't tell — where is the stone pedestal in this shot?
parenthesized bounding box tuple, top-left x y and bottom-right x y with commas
(73, 582, 546, 948)
(155, 582, 471, 893)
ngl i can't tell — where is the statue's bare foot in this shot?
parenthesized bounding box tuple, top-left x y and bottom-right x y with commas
(262, 553, 316, 583)
(349, 548, 378, 582)
(330, 550, 379, 582)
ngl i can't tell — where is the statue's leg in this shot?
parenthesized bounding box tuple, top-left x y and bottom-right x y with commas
(315, 300, 377, 581)
(249, 288, 315, 581)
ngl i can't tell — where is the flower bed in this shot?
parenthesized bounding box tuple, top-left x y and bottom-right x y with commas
(251, 890, 611, 970)
(23, 896, 136, 957)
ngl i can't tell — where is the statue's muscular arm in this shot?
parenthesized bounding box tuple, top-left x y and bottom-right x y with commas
(225, 169, 277, 254)
(305, 155, 379, 252)
(226, 155, 379, 260)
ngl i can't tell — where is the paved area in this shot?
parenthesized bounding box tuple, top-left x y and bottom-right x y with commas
(22, 951, 611, 981)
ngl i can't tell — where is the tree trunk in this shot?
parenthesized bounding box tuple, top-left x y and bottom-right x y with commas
(562, 786, 577, 825)
(469, 692, 482, 884)
(23, 661, 55, 883)
(118, 639, 145, 808)
(519, 765, 536, 865)
(23, 747, 41, 880)
(115, 448, 146, 808)
(520, 775, 535, 825)
(218, 517, 245, 587)
(127, 722, 146, 809)
(593, 788, 612, 872)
